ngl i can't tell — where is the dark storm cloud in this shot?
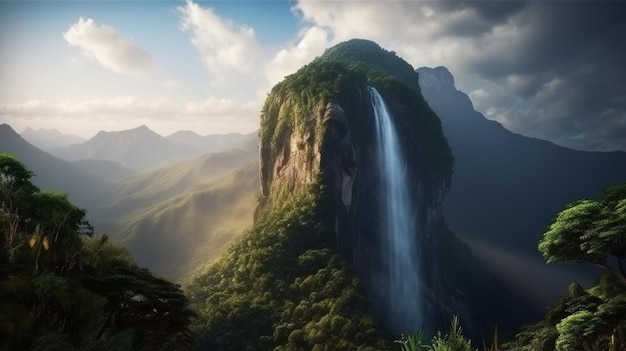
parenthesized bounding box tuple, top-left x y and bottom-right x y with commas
(465, 2, 626, 151)
(431, 1, 529, 37)
(294, 0, 625, 151)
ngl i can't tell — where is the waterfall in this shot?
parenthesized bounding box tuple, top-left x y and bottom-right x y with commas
(370, 87, 422, 333)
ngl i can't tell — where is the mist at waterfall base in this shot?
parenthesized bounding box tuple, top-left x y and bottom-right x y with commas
(370, 87, 423, 334)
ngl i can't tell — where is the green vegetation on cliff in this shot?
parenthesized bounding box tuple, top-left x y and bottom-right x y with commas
(186, 181, 393, 350)
(187, 39, 456, 349)
(260, 38, 452, 196)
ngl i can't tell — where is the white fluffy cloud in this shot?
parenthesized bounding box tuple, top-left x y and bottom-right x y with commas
(266, 26, 330, 85)
(177, 0, 269, 99)
(178, 1, 261, 73)
(63, 17, 157, 77)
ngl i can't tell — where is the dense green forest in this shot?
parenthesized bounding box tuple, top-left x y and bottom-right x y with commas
(0, 153, 194, 350)
(186, 181, 394, 350)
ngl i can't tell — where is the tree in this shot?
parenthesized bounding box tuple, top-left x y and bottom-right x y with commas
(0, 153, 38, 251)
(1, 155, 195, 350)
(538, 183, 626, 284)
(503, 184, 626, 351)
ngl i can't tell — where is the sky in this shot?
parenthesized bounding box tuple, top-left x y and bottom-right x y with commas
(1, 1, 625, 152)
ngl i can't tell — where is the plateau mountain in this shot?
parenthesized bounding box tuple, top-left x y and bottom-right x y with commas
(186, 39, 520, 349)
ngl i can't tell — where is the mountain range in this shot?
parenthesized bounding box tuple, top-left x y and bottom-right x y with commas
(46, 125, 257, 172)
(1, 123, 259, 280)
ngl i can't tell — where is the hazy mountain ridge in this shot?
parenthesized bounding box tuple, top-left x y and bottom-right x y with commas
(87, 135, 260, 280)
(417, 66, 626, 250)
(2, 122, 260, 280)
(97, 143, 258, 222)
(115, 161, 259, 280)
(72, 158, 137, 181)
(50, 125, 200, 171)
(166, 129, 257, 154)
(20, 127, 86, 150)
(0, 124, 111, 211)
(48, 125, 258, 172)
(417, 66, 626, 305)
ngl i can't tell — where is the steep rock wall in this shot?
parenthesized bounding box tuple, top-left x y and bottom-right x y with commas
(258, 40, 468, 335)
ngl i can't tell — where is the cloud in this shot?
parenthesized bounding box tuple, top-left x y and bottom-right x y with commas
(465, 2, 626, 151)
(63, 17, 157, 77)
(177, 0, 268, 98)
(29, 1, 624, 151)
(287, 0, 626, 152)
(178, 1, 261, 73)
(266, 26, 331, 85)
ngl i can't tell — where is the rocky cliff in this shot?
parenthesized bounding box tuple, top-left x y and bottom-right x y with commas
(187, 39, 518, 349)
(257, 39, 491, 335)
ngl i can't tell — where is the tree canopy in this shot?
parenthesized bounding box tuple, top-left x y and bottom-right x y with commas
(504, 182, 626, 351)
(539, 183, 626, 284)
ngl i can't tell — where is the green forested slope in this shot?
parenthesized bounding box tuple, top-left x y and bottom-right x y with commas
(117, 162, 259, 280)
(186, 182, 393, 350)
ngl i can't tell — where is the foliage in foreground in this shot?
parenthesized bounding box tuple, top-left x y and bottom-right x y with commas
(399, 183, 626, 351)
(502, 182, 626, 351)
(396, 316, 476, 351)
(0, 153, 195, 350)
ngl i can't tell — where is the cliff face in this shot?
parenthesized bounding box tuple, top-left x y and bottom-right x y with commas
(259, 39, 459, 333)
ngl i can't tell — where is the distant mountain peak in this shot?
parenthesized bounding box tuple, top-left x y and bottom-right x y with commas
(416, 66, 456, 93)
(1, 123, 17, 133)
(20, 127, 86, 151)
(92, 125, 159, 140)
(133, 125, 151, 132)
(51, 125, 198, 171)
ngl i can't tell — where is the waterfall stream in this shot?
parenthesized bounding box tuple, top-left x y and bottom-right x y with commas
(370, 87, 422, 332)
